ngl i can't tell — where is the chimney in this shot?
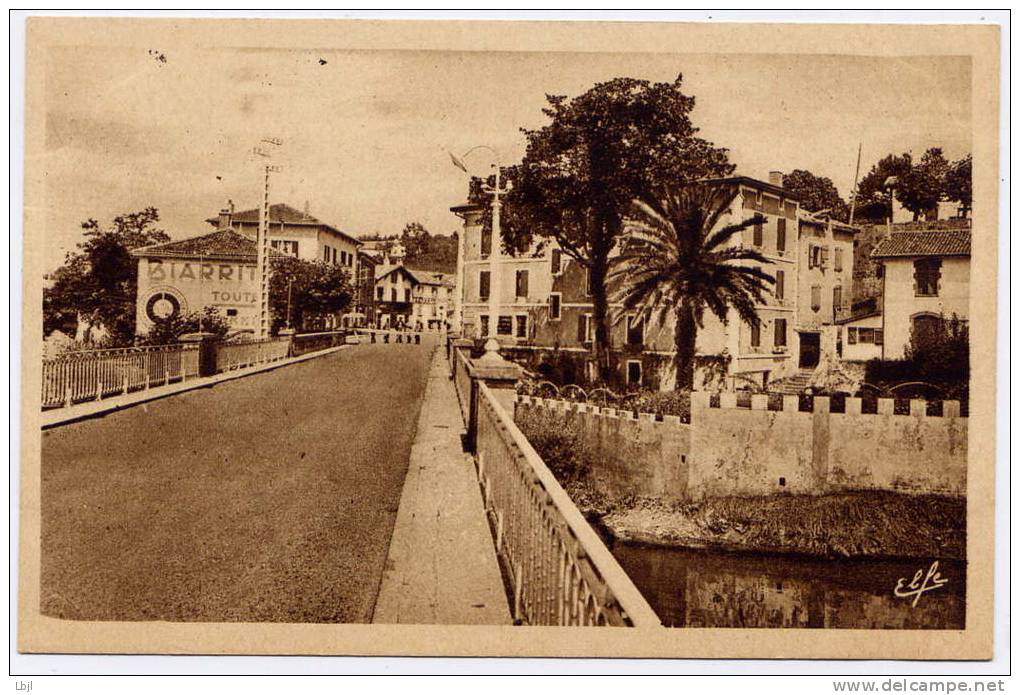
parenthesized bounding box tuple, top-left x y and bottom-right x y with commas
(217, 200, 234, 230)
(768, 171, 784, 187)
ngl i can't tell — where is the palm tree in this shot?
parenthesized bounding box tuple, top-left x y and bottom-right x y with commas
(609, 182, 774, 391)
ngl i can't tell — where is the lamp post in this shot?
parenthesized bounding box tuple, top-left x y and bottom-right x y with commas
(449, 145, 504, 340)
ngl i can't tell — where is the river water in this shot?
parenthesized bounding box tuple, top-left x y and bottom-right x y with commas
(610, 542, 965, 629)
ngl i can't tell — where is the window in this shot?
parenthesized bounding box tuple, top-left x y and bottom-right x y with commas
(578, 313, 594, 344)
(859, 328, 875, 343)
(847, 327, 858, 344)
(775, 269, 785, 301)
(324, 247, 330, 262)
(515, 269, 529, 298)
(226, 308, 238, 317)
(584, 268, 593, 296)
(626, 360, 643, 386)
(550, 248, 562, 274)
(497, 315, 513, 336)
(914, 259, 941, 297)
(833, 286, 843, 316)
(777, 218, 786, 252)
(480, 314, 489, 337)
(875, 328, 884, 345)
(376, 286, 384, 300)
(515, 315, 528, 339)
(479, 270, 491, 300)
(626, 315, 644, 346)
(808, 245, 829, 269)
(811, 285, 821, 312)
(774, 318, 787, 347)
(752, 220, 763, 247)
(548, 293, 562, 320)
(834, 248, 843, 272)
(390, 288, 397, 302)
(750, 320, 761, 348)
(480, 227, 492, 259)
(276, 240, 299, 257)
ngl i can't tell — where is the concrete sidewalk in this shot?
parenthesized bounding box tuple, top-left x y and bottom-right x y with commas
(372, 347, 511, 625)
(41, 345, 348, 429)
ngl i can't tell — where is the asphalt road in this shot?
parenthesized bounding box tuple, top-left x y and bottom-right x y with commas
(41, 341, 434, 623)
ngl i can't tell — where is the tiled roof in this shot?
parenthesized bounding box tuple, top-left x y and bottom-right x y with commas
(131, 229, 283, 260)
(406, 269, 454, 286)
(206, 203, 362, 246)
(871, 230, 971, 259)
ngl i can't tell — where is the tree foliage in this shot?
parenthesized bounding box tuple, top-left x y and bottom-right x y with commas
(895, 147, 950, 219)
(782, 169, 850, 221)
(398, 222, 458, 273)
(268, 256, 354, 332)
(609, 183, 773, 390)
(487, 75, 734, 382)
(942, 154, 972, 214)
(43, 207, 170, 344)
(141, 306, 231, 345)
(853, 153, 913, 221)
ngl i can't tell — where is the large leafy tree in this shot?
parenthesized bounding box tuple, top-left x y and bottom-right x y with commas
(853, 153, 913, 222)
(896, 147, 950, 220)
(609, 183, 772, 391)
(400, 221, 431, 258)
(43, 207, 170, 344)
(495, 75, 734, 382)
(268, 256, 353, 332)
(942, 154, 972, 216)
(782, 169, 850, 221)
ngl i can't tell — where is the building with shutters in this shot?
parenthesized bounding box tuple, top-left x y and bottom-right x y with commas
(867, 228, 971, 359)
(373, 265, 455, 330)
(205, 201, 361, 274)
(451, 173, 853, 390)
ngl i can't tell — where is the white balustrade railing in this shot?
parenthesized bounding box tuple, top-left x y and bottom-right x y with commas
(473, 381, 661, 627)
(41, 344, 199, 409)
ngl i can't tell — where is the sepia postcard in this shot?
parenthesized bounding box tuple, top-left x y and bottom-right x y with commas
(16, 15, 1001, 660)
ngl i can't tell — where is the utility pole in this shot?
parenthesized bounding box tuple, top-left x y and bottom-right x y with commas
(253, 138, 282, 339)
(848, 142, 863, 225)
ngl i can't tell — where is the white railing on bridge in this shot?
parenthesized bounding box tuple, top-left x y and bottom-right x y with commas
(214, 338, 291, 373)
(470, 379, 661, 627)
(42, 344, 200, 409)
(450, 342, 472, 425)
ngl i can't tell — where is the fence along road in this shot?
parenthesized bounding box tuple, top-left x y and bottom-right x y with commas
(452, 341, 661, 627)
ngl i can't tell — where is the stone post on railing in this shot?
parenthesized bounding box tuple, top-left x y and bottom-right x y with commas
(278, 328, 296, 357)
(179, 332, 219, 377)
(465, 338, 521, 454)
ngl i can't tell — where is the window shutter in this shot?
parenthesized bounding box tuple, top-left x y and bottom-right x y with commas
(848, 328, 858, 344)
(822, 247, 830, 267)
(875, 329, 884, 346)
(551, 249, 562, 274)
(577, 314, 586, 342)
(479, 271, 490, 299)
(753, 222, 763, 247)
(777, 219, 786, 251)
(775, 270, 785, 300)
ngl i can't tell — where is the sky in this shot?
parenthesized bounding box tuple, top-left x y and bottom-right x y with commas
(39, 46, 971, 271)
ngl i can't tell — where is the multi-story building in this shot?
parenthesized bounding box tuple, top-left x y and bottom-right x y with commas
(452, 173, 838, 389)
(868, 229, 971, 359)
(374, 265, 454, 330)
(206, 201, 361, 273)
(354, 250, 379, 325)
(795, 211, 857, 369)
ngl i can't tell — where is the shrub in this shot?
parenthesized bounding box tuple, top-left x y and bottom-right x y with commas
(514, 406, 591, 482)
(141, 306, 230, 345)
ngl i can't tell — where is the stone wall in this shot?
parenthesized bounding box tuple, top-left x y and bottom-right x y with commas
(516, 391, 967, 501)
(514, 398, 691, 502)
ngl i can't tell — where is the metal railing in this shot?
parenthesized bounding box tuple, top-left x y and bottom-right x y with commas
(290, 330, 349, 356)
(451, 344, 473, 425)
(473, 380, 661, 627)
(214, 338, 291, 373)
(41, 344, 200, 409)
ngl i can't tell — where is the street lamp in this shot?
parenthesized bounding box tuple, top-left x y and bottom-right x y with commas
(449, 145, 505, 340)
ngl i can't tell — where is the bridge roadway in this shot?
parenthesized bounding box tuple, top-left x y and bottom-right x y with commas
(41, 341, 434, 623)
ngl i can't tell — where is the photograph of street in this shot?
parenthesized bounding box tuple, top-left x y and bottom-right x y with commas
(24, 18, 984, 645)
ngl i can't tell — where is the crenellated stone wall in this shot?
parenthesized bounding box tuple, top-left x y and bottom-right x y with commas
(516, 391, 967, 500)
